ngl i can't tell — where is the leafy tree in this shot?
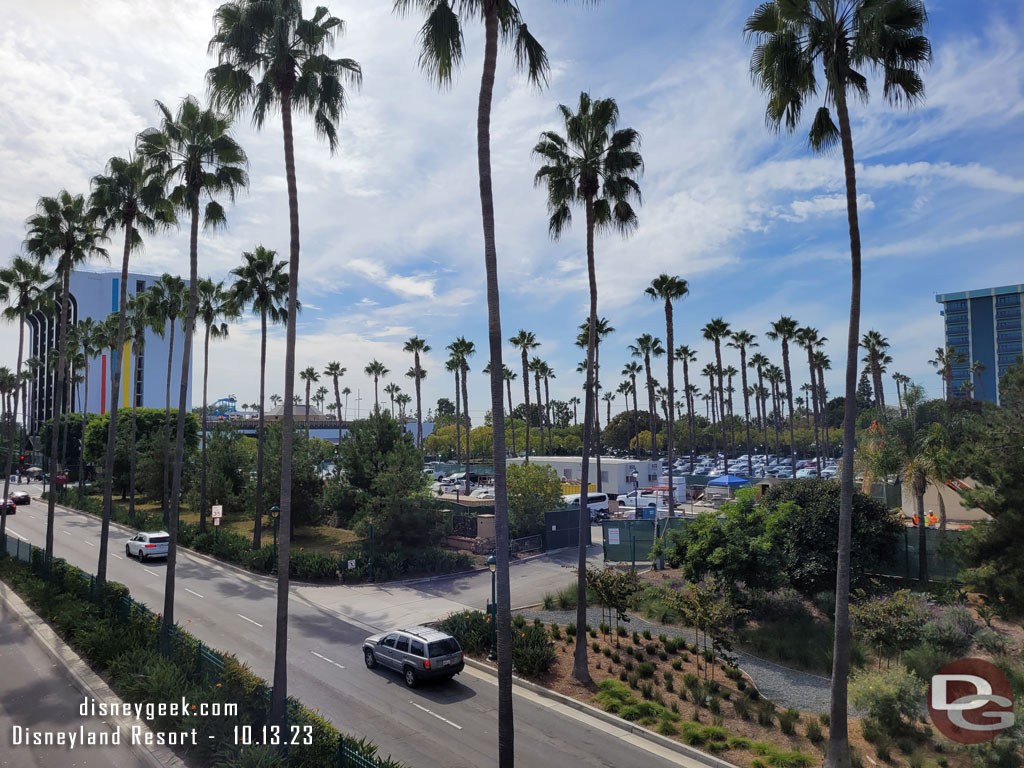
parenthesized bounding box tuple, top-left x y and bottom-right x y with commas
(505, 462, 562, 538)
(850, 590, 928, 662)
(337, 409, 422, 493)
(258, 424, 329, 531)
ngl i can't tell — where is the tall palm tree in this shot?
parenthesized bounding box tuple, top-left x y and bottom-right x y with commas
(196, 278, 235, 533)
(727, 331, 758, 476)
(528, 356, 545, 453)
(568, 395, 580, 427)
(766, 364, 785, 460)
(403, 336, 430, 448)
(860, 329, 890, 413)
(138, 96, 248, 638)
(324, 362, 346, 445)
(766, 316, 799, 476)
(541, 362, 555, 453)
(363, 360, 388, 412)
(445, 355, 463, 467)
(270, 393, 282, 408)
(24, 191, 108, 564)
(209, 0, 360, 726)
(340, 386, 350, 421)
(969, 360, 985, 400)
(300, 366, 320, 436)
(701, 362, 719, 455)
(396, 392, 412, 421)
(815, 351, 833, 457)
(577, 317, 614, 489)
(702, 318, 732, 471)
(534, 91, 642, 686)
(747, 4, 930, 759)
(451, 337, 475, 465)
(723, 365, 739, 451)
(147, 273, 186, 516)
(383, 381, 400, 417)
(797, 326, 825, 472)
(0, 256, 49, 545)
(602, 390, 614, 427)
(928, 345, 964, 402)
(70, 317, 99, 497)
(621, 361, 643, 460)
(748, 352, 771, 453)
(629, 334, 664, 460)
(646, 274, 688, 515)
(90, 152, 172, 580)
(231, 246, 289, 549)
(673, 347, 697, 470)
(126, 291, 154, 520)
(503, 366, 517, 456)
(509, 331, 539, 462)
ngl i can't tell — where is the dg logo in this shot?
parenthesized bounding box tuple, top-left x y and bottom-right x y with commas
(929, 658, 1015, 744)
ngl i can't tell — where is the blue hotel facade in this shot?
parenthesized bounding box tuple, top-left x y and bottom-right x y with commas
(935, 284, 1024, 405)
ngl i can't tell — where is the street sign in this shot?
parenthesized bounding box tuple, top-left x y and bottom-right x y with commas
(211, 505, 223, 519)
(213, 517, 221, 527)
(347, 559, 356, 570)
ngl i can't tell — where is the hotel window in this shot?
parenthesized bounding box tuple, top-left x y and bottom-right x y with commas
(996, 294, 1021, 306)
(998, 343, 1023, 354)
(996, 308, 1022, 319)
(135, 279, 146, 294)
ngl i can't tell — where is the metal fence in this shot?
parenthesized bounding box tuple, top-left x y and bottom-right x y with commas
(873, 527, 961, 581)
(510, 534, 543, 555)
(602, 518, 689, 564)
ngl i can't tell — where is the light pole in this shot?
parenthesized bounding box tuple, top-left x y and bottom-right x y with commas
(487, 554, 497, 660)
(269, 505, 280, 574)
(631, 469, 639, 520)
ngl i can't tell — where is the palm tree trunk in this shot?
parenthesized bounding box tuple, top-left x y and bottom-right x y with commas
(664, 301, 675, 517)
(164, 198, 199, 639)
(461, 365, 470, 465)
(506, 377, 516, 456)
(521, 349, 530, 463)
(254, 309, 267, 550)
(453, 369, 462, 468)
(544, 377, 552, 453)
(533, 373, 542, 451)
(414, 354, 423, 449)
(644, 355, 656, 460)
(808, 350, 822, 475)
(631, 377, 640, 461)
(872, 361, 884, 412)
(682, 362, 694, 471)
(199, 323, 211, 534)
(129, 383, 138, 521)
(305, 380, 311, 440)
(782, 341, 796, 476)
(715, 344, 727, 473)
(333, 377, 342, 448)
(44, 267, 72, 565)
(772, 381, 781, 461)
(593, 342, 603, 492)
(916, 486, 928, 586)
(573, 191, 597, 687)
(1, 313, 26, 546)
(270, 88, 301, 733)
(825, 85, 862, 768)
(476, 6, 514, 763)
(740, 351, 753, 477)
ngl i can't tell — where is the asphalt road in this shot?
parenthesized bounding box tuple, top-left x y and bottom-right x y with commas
(3, 494, 681, 768)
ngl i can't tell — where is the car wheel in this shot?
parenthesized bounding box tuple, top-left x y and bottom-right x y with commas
(364, 650, 376, 669)
(125, 545, 131, 558)
(403, 667, 418, 688)
(140, 552, 147, 562)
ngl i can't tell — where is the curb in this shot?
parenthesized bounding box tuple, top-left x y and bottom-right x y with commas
(0, 579, 185, 768)
(462, 657, 740, 768)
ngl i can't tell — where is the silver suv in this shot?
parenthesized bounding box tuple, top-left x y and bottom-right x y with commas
(362, 626, 464, 687)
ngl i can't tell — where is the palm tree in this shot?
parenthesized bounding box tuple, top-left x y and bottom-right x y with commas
(860, 329, 890, 413)
(747, 4, 930, 757)
(24, 191, 108, 564)
(630, 334, 664, 460)
(138, 96, 248, 638)
(701, 362, 719, 455)
(749, 352, 771, 452)
(197, 279, 235, 533)
(126, 291, 153, 520)
(601, 390, 615, 427)
(928, 345, 964, 402)
(340, 387, 350, 421)
(815, 351, 833, 457)
(270, 393, 282, 408)
(577, 317, 614, 490)
(396, 392, 411, 421)
(673, 347, 697, 470)
(450, 337, 475, 465)
(534, 91, 642, 686)
(969, 360, 985, 400)
(723, 365, 739, 449)
(646, 275, 688, 515)
(503, 366, 518, 455)
(147, 273, 186, 516)
(568, 395, 580, 427)
(766, 364, 785, 460)
(727, 331, 758, 476)
(509, 331, 539, 462)
(702, 318, 732, 471)
(621, 361, 643, 460)
(324, 362, 346, 445)
(70, 317, 99, 497)
(209, 1, 360, 726)
(797, 326, 825, 472)
(383, 381, 400, 417)
(445, 355, 463, 466)
(300, 366, 320, 436)
(230, 246, 289, 549)
(528, 356, 545, 454)
(364, 360, 388, 412)
(403, 336, 430, 448)
(541, 362, 555, 453)
(0, 256, 48, 545)
(90, 152, 172, 580)
(766, 316, 799, 476)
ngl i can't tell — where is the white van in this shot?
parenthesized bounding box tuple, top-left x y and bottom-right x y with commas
(563, 492, 610, 521)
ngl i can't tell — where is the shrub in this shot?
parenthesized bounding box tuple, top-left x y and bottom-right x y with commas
(659, 650, 668, 661)
(632, 631, 640, 644)
(591, 641, 600, 653)
(616, 625, 627, 637)
(756, 699, 776, 727)
(511, 624, 557, 677)
(513, 614, 526, 629)
(671, 659, 683, 671)
(849, 663, 926, 737)
(778, 708, 800, 735)
(902, 643, 954, 681)
(643, 629, 652, 640)
(921, 604, 979, 656)
(627, 671, 640, 690)
(566, 622, 576, 636)
(550, 624, 562, 641)
(657, 717, 678, 736)
(974, 628, 1010, 655)
(624, 660, 634, 672)
(602, 647, 612, 658)
(805, 718, 823, 743)
(646, 643, 658, 655)
(658, 633, 668, 643)
(589, 629, 598, 639)
(611, 652, 620, 664)
(708, 697, 721, 716)
(619, 669, 628, 682)
(663, 638, 677, 653)
(599, 622, 609, 635)
(819, 713, 830, 726)
(595, 679, 635, 714)
(637, 662, 656, 679)
(438, 610, 490, 656)
(640, 681, 654, 700)
(724, 665, 743, 681)
(664, 672, 674, 692)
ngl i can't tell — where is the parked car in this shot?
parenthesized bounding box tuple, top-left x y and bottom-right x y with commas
(125, 531, 170, 561)
(363, 626, 464, 687)
(616, 489, 656, 507)
(796, 468, 818, 479)
(469, 488, 494, 499)
(10, 490, 30, 505)
(0, 498, 16, 515)
(563, 492, 610, 521)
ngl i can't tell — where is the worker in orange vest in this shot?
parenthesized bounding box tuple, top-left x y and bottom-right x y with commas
(928, 513, 937, 527)
(912, 514, 919, 526)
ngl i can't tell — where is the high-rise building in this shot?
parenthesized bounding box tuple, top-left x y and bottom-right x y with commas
(935, 283, 1023, 404)
(26, 270, 191, 432)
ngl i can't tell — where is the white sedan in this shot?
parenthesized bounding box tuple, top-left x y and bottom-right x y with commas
(125, 531, 170, 561)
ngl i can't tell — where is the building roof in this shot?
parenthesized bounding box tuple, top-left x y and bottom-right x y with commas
(935, 284, 1024, 303)
(266, 403, 326, 418)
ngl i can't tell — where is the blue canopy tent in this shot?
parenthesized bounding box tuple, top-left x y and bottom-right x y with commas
(706, 474, 751, 499)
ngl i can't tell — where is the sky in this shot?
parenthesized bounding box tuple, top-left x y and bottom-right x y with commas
(2, 0, 1023, 423)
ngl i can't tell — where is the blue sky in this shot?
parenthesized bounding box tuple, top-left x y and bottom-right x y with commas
(1, 1, 1022, 422)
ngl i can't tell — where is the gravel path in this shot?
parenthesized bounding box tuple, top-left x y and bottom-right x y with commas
(517, 606, 832, 715)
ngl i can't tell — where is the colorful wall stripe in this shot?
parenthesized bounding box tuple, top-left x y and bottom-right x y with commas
(121, 340, 131, 407)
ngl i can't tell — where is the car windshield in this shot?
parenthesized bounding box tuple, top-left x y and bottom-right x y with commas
(428, 638, 460, 657)
(151, 536, 170, 543)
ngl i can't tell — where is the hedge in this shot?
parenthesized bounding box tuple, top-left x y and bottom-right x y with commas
(439, 609, 557, 677)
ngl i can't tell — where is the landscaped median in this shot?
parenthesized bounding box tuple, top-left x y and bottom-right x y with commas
(0, 544, 405, 768)
(43, 491, 473, 583)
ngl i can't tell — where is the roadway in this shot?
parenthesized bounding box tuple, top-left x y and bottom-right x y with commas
(3, 491, 680, 768)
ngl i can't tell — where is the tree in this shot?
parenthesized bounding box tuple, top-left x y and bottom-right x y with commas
(300, 366, 320, 437)
(861, 329, 890, 412)
(0, 256, 48, 546)
(324, 361, 346, 445)
(747, 3, 931, 757)
(727, 331, 757, 475)
(447, 337, 475, 471)
(702, 318, 732, 470)
(138, 95, 248, 642)
(534, 92, 642, 686)
(445, 355, 463, 468)
(503, 366, 518, 455)
(646, 275, 688, 515)
(209, 0, 360, 728)
(403, 336, 430, 448)
(509, 330, 539, 463)
(766, 316, 798, 476)
(629, 334, 664, 461)
(797, 326, 825, 472)
(196, 278, 236, 533)
(364, 360, 388, 412)
(230, 246, 289, 549)
(969, 359, 985, 400)
(577, 317, 614, 491)
(504, 462, 562, 537)
(126, 291, 154, 518)
(382, 381, 400, 417)
(25, 190, 108, 565)
(70, 317, 98, 496)
(929, 345, 964, 402)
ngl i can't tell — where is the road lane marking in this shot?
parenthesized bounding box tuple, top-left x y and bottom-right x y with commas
(185, 588, 204, 599)
(61, 530, 72, 536)
(144, 569, 160, 578)
(311, 651, 345, 670)
(410, 701, 462, 730)
(112, 554, 123, 560)
(5, 527, 26, 540)
(29, 515, 37, 519)
(84, 540, 94, 547)
(237, 613, 263, 628)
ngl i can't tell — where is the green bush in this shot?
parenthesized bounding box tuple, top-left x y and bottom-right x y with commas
(921, 604, 979, 656)
(511, 623, 557, 677)
(805, 717, 823, 743)
(902, 643, 955, 681)
(974, 628, 1010, 655)
(849, 663, 926, 737)
(778, 708, 800, 735)
(671, 658, 683, 671)
(637, 661, 656, 679)
(756, 699, 776, 727)
(566, 622, 576, 636)
(438, 610, 491, 656)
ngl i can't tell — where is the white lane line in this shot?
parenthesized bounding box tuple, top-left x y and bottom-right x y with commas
(112, 554, 123, 560)
(84, 540, 94, 547)
(311, 651, 345, 670)
(410, 701, 462, 730)
(144, 569, 160, 578)
(237, 613, 263, 628)
(185, 588, 204, 599)
(5, 527, 26, 541)
(61, 530, 72, 536)
(29, 514, 37, 519)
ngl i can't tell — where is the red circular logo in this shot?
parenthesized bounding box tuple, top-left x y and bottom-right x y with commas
(928, 658, 1015, 744)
